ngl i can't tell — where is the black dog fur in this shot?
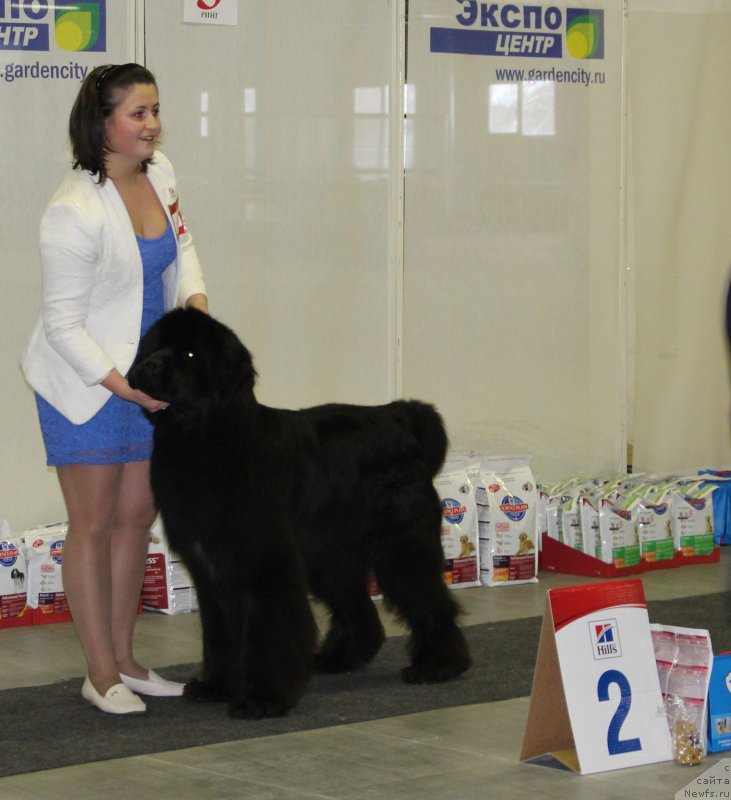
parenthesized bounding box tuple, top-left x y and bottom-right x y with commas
(129, 308, 471, 718)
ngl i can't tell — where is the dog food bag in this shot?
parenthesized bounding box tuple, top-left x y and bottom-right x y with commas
(670, 482, 716, 557)
(597, 496, 639, 567)
(629, 489, 675, 562)
(559, 493, 584, 552)
(535, 485, 552, 548)
(434, 456, 480, 589)
(543, 477, 589, 544)
(579, 494, 601, 557)
(142, 518, 199, 614)
(24, 523, 69, 620)
(0, 520, 30, 627)
(476, 455, 538, 587)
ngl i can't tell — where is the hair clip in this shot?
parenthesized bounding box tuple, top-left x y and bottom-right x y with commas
(95, 65, 117, 92)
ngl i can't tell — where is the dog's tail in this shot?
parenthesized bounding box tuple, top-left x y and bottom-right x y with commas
(397, 400, 449, 477)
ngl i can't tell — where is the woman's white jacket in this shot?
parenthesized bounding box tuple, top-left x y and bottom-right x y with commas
(21, 151, 206, 424)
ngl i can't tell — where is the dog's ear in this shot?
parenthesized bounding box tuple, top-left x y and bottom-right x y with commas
(217, 330, 258, 403)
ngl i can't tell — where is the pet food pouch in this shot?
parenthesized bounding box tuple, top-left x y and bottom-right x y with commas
(671, 482, 715, 557)
(535, 485, 550, 549)
(597, 496, 639, 567)
(579, 494, 601, 558)
(476, 455, 538, 587)
(24, 523, 68, 617)
(434, 456, 480, 589)
(544, 477, 586, 544)
(650, 624, 713, 762)
(560, 494, 584, 552)
(630, 490, 675, 562)
(0, 520, 30, 625)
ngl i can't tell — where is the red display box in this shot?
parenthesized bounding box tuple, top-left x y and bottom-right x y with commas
(539, 533, 720, 578)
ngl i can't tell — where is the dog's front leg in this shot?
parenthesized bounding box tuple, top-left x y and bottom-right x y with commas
(183, 571, 234, 703)
(228, 551, 318, 719)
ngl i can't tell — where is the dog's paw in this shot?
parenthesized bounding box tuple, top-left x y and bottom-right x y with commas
(228, 695, 291, 719)
(183, 678, 229, 703)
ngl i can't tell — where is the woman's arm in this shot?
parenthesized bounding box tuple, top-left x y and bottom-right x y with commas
(100, 368, 168, 412)
(185, 292, 209, 313)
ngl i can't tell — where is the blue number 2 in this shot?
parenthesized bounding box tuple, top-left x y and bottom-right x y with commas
(597, 669, 642, 755)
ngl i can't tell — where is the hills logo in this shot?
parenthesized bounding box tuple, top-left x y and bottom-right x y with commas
(590, 618, 622, 660)
(0, 0, 106, 52)
(0, 542, 19, 568)
(499, 495, 528, 522)
(441, 498, 467, 525)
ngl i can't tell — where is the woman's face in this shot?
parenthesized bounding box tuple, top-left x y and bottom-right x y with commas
(104, 82, 161, 167)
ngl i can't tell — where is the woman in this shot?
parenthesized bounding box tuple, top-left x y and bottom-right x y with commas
(22, 63, 208, 714)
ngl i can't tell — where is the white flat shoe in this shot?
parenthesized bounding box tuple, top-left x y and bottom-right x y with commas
(81, 676, 147, 715)
(120, 669, 185, 697)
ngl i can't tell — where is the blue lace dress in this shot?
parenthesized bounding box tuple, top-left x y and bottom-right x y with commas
(36, 221, 175, 466)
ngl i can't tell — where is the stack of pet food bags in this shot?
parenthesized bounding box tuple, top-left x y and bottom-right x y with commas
(0, 519, 30, 628)
(141, 517, 198, 614)
(24, 522, 70, 622)
(434, 454, 539, 588)
(539, 473, 719, 566)
(0, 520, 70, 627)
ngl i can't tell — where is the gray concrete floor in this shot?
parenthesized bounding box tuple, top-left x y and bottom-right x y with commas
(0, 555, 728, 799)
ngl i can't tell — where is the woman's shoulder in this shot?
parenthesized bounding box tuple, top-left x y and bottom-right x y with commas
(149, 150, 175, 180)
(46, 168, 104, 209)
(41, 168, 108, 232)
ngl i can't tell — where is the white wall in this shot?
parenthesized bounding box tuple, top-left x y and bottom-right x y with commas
(144, 0, 400, 410)
(1, 2, 137, 530)
(2, 0, 730, 532)
(402, 1, 626, 483)
(627, 1, 731, 473)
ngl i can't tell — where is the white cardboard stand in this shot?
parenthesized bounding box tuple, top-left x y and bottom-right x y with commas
(520, 577, 673, 774)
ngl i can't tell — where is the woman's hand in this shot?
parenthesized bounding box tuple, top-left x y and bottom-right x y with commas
(129, 389, 170, 413)
(100, 368, 170, 412)
(185, 293, 209, 313)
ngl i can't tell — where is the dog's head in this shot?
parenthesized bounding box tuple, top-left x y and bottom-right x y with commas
(128, 308, 257, 422)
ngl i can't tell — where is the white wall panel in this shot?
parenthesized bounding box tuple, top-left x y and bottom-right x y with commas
(3, 0, 730, 531)
(144, 1, 399, 410)
(1, 1, 137, 529)
(402, 1, 626, 483)
(627, 2, 731, 474)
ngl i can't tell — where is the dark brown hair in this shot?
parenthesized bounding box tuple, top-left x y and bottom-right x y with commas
(69, 63, 158, 184)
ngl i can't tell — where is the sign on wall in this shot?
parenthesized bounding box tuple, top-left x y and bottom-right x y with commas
(430, 4, 605, 61)
(183, 0, 238, 27)
(0, 0, 108, 84)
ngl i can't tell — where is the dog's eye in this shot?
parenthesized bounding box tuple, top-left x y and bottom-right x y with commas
(186, 352, 195, 359)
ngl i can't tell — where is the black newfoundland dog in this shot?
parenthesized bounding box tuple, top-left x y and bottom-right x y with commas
(129, 308, 471, 718)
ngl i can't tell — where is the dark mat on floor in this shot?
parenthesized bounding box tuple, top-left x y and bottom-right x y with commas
(0, 591, 728, 778)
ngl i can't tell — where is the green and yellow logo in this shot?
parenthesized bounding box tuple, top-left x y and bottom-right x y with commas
(55, 1, 106, 52)
(566, 9, 604, 60)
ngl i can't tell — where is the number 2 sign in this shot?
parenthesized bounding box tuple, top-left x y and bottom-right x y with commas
(520, 578, 673, 774)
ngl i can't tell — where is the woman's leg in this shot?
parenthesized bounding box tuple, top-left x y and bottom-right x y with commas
(57, 463, 124, 695)
(110, 459, 157, 679)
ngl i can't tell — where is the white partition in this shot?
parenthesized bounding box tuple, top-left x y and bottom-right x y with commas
(627, 1, 731, 474)
(402, 1, 626, 482)
(3, 1, 730, 531)
(143, 0, 400, 410)
(1, 2, 137, 529)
